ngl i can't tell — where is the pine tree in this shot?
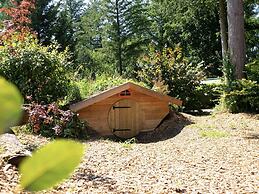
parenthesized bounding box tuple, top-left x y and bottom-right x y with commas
(54, 0, 85, 52)
(103, 0, 149, 75)
(148, 0, 221, 75)
(75, 0, 104, 71)
(30, 0, 59, 45)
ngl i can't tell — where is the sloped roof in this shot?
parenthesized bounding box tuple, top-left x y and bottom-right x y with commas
(70, 82, 182, 112)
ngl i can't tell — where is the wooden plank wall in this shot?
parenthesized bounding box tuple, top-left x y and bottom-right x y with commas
(78, 90, 170, 135)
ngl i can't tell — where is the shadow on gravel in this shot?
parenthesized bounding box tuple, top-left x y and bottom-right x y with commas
(135, 111, 193, 143)
(244, 133, 259, 140)
(74, 170, 117, 189)
(183, 109, 213, 116)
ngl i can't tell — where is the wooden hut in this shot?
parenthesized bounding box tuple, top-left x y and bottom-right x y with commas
(70, 82, 182, 138)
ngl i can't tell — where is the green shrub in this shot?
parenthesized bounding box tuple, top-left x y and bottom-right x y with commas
(137, 45, 205, 110)
(63, 74, 148, 105)
(218, 55, 259, 113)
(218, 79, 259, 113)
(0, 33, 70, 103)
(25, 103, 87, 139)
(194, 83, 223, 109)
(62, 82, 82, 105)
(120, 138, 136, 149)
(246, 58, 259, 83)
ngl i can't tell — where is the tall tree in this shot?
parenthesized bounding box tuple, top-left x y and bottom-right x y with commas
(30, 0, 59, 45)
(75, 0, 105, 72)
(227, 0, 246, 79)
(104, 0, 149, 75)
(54, 0, 85, 52)
(219, 0, 228, 59)
(30, 0, 85, 52)
(147, 0, 221, 76)
(244, 0, 259, 62)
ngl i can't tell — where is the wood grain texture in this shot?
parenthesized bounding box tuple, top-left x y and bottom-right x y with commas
(78, 90, 170, 136)
(108, 99, 140, 138)
(70, 82, 182, 112)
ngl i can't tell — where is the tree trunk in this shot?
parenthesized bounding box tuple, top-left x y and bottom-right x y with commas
(227, 0, 246, 79)
(115, 0, 123, 75)
(219, 0, 228, 59)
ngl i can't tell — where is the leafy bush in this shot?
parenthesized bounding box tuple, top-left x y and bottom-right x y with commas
(246, 58, 259, 83)
(218, 79, 259, 113)
(194, 83, 223, 109)
(25, 103, 87, 138)
(137, 45, 204, 110)
(63, 74, 148, 105)
(218, 54, 259, 113)
(62, 82, 82, 105)
(0, 33, 70, 103)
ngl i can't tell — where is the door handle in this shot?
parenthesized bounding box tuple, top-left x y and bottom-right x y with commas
(113, 128, 131, 132)
(113, 106, 131, 109)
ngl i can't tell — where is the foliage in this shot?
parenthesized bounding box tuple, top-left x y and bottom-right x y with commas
(222, 54, 235, 88)
(0, 0, 35, 40)
(76, 0, 149, 75)
(63, 81, 82, 105)
(105, 0, 149, 74)
(219, 51, 259, 113)
(54, 0, 85, 53)
(0, 33, 70, 103)
(30, 0, 59, 45)
(137, 45, 204, 110)
(0, 78, 84, 192)
(246, 58, 259, 83)
(218, 79, 259, 113)
(199, 129, 229, 138)
(75, 0, 113, 74)
(120, 137, 136, 149)
(244, 0, 259, 62)
(29, 0, 85, 54)
(63, 74, 148, 105)
(194, 83, 223, 109)
(147, 0, 221, 76)
(25, 102, 87, 138)
(19, 140, 85, 191)
(0, 77, 23, 133)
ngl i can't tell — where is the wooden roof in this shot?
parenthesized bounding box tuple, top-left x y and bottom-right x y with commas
(70, 82, 182, 112)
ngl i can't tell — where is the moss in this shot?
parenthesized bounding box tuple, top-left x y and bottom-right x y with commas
(199, 130, 230, 138)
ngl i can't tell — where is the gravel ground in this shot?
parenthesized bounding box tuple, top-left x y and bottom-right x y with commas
(0, 112, 258, 193)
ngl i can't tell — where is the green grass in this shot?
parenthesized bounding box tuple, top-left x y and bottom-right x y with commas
(120, 138, 136, 149)
(12, 125, 32, 135)
(199, 130, 230, 138)
(75, 74, 148, 99)
(0, 146, 4, 154)
(62, 74, 148, 105)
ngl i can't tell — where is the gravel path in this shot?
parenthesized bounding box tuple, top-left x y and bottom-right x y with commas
(0, 113, 258, 193)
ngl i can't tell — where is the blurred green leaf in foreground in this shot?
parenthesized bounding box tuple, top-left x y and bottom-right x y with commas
(0, 77, 23, 134)
(19, 140, 85, 191)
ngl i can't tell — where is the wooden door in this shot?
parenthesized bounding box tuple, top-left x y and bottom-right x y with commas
(108, 99, 140, 138)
